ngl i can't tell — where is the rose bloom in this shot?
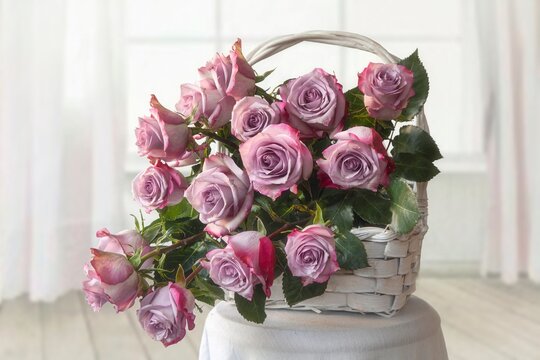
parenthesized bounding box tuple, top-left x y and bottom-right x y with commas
(231, 96, 283, 142)
(280, 68, 346, 138)
(317, 126, 393, 191)
(239, 123, 313, 200)
(185, 154, 254, 237)
(201, 231, 276, 300)
(135, 95, 191, 162)
(285, 225, 340, 285)
(358, 63, 415, 120)
(83, 229, 151, 312)
(138, 283, 196, 347)
(132, 161, 188, 213)
(175, 83, 236, 129)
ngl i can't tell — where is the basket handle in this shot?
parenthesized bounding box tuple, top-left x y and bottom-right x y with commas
(246, 31, 429, 226)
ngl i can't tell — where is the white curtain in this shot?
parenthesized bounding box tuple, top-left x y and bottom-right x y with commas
(476, 0, 540, 283)
(0, 0, 126, 301)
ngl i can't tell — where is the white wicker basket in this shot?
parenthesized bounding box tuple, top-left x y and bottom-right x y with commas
(231, 31, 430, 317)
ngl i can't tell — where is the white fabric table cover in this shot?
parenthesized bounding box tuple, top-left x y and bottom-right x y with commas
(199, 296, 448, 360)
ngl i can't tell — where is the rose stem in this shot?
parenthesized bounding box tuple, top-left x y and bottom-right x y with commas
(268, 218, 311, 240)
(195, 128, 238, 150)
(139, 232, 205, 265)
(185, 265, 203, 286)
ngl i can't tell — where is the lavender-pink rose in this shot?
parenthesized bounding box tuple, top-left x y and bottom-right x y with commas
(135, 95, 191, 162)
(239, 123, 313, 200)
(231, 97, 283, 142)
(317, 126, 393, 191)
(185, 154, 254, 237)
(132, 161, 188, 213)
(285, 225, 339, 285)
(138, 283, 196, 347)
(280, 68, 346, 138)
(358, 63, 415, 120)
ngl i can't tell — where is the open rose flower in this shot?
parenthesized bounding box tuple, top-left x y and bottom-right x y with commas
(231, 97, 283, 142)
(358, 63, 415, 120)
(201, 231, 276, 300)
(317, 126, 393, 191)
(175, 83, 235, 129)
(280, 68, 346, 138)
(185, 154, 254, 237)
(83, 229, 150, 312)
(135, 95, 191, 162)
(285, 225, 339, 285)
(138, 283, 196, 347)
(132, 162, 188, 213)
(239, 124, 313, 200)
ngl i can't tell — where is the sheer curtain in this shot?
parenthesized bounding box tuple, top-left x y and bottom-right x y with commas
(476, 0, 540, 283)
(0, 0, 126, 301)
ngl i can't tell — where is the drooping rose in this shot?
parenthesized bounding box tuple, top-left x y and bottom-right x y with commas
(317, 126, 393, 191)
(201, 231, 276, 300)
(239, 123, 313, 200)
(231, 97, 283, 142)
(94, 228, 149, 256)
(132, 161, 188, 213)
(135, 95, 191, 162)
(358, 63, 415, 120)
(138, 282, 196, 347)
(175, 83, 235, 129)
(185, 154, 254, 237)
(199, 39, 256, 101)
(285, 225, 339, 286)
(280, 68, 346, 138)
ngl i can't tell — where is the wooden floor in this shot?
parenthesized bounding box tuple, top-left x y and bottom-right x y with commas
(1, 277, 539, 360)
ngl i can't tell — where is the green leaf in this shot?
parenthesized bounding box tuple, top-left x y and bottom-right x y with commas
(175, 265, 186, 286)
(273, 242, 287, 279)
(128, 248, 143, 269)
(335, 231, 369, 270)
(255, 68, 275, 83)
(388, 179, 420, 234)
(393, 153, 440, 182)
(130, 214, 141, 232)
(398, 50, 430, 120)
(234, 284, 267, 324)
(154, 240, 210, 283)
(282, 269, 327, 306)
(312, 203, 325, 225)
(158, 199, 195, 221)
(323, 196, 354, 233)
(350, 190, 392, 225)
(391, 125, 442, 161)
(189, 276, 225, 306)
(343, 87, 394, 138)
(142, 218, 162, 243)
(256, 217, 267, 235)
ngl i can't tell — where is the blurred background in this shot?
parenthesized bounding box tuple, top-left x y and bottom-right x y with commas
(0, 0, 539, 359)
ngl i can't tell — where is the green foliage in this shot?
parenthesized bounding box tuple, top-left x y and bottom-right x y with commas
(397, 50, 430, 121)
(282, 269, 327, 306)
(350, 189, 392, 225)
(158, 199, 196, 221)
(343, 87, 395, 138)
(273, 242, 287, 279)
(189, 276, 225, 306)
(234, 284, 267, 324)
(141, 218, 161, 243)
(154, 240, 215, 283)
(255, 69, 275, 83)
(334, 231, 369, 270)
(312, 203, 325, 225)
(323, 200, 354, 233)
(388, 179, 420, 234)
(393, 153, 440, 182)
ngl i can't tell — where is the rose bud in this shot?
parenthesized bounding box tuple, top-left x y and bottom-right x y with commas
(135, 95, 191, 162)
(201, 231, 276, 300)
(239, 123, 313, 200)
(317, 126, 393, 191)
(285, 225, 340, 286)
(357, 63, 415, 120)
(185, 154, 254, 237)
(132, 162, 188, 213)
(137, 283, 196, 347)
(280, 68, 346, 138)
(231, 96, 283, 142)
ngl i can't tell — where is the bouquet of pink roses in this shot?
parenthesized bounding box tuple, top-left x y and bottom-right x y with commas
(83, 38, 440, 346)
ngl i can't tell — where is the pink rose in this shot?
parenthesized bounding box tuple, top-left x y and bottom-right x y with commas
(239, 123, 313, 200)
(135, 95, 191, 162)
(317, 126, 393, 191)
(231, 97, 283, 142)
(358, 63, 415, 120)
(83, 229, 151, 312)
(132, 162, 188, 213)
(280, 68, 346, 138)
(185, 154, 254, 237)
(175, 83, 235, 129)
(285, 225, 339, 286)
(138, 283, 196, 347)
(199, 39, 256, 101)
(201, 231, 276, 300)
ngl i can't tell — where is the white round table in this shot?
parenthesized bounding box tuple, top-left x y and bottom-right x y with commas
(199, 296, 448, 360)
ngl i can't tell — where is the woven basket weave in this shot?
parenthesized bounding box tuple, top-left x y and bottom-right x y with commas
(228, 31, 430, 317)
